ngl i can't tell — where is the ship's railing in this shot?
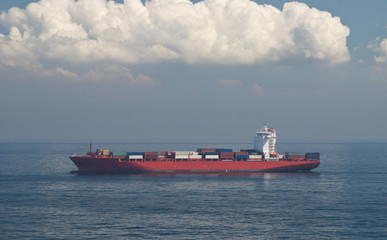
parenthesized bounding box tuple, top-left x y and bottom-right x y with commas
(86, 153, 319, 162)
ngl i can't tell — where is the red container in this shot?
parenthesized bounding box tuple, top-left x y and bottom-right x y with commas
(200, 148, 217, 153)
(220, 152, 234, 157)
(235, 152, 249, 156)
(144, 152, 158, 157)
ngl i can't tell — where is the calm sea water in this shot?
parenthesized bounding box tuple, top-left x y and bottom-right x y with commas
(0, 142, 386, 239)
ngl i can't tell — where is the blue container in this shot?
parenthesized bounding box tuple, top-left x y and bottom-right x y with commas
(204, 152, 218, 155)
(235, 155, 248, 159)
(130, 152, 143, 155)
(217, 148, 233, 152)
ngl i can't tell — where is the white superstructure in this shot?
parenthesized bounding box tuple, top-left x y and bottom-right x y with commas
(254, 125, 277, 158)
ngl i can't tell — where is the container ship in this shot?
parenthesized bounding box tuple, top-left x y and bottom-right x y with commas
(69, 126, 320, 174)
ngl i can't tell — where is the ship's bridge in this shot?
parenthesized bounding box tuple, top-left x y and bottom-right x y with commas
(254, 125, 277, 158)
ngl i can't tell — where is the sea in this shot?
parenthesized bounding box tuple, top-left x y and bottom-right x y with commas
(0, 142, 386, 240)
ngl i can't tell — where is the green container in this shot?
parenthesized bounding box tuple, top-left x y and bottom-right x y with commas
(287, 152, 301, 156)
(112, 152, 127, 156)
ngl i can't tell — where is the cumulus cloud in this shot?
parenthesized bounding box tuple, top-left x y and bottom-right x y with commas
(366, 38, 387, 82)
(0, 0, 350, 78)
(368, 38, 387, 63)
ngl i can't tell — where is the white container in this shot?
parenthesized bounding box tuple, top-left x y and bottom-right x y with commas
(129, 155, 143, 159)
(175, 151, 196, 155)
(205, 155, 219, 159)
(249, 155, 262, 159)
(175, 151, 201, 159)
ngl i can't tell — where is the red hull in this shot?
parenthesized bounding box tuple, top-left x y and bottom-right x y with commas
(70, 156, 320, 174)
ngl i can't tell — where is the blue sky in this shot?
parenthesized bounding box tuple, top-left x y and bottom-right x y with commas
(1, 0, 387, 143)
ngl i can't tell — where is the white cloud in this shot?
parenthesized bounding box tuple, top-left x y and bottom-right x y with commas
(57, 63, 160, 85)
(56, 67, 80, 80)
(252, 83, 265, 95)
(0, 0, 351, 78)
(366, 38, 387, 81)
(370, 38, 387, 63)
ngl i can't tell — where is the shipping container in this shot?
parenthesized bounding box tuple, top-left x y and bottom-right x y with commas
(305, 153, 320, 159)
(144, 152, 158, 157)
(220, 152, 234, 157)
(112, 152, 127, 156)
(240, 149, 255, 153)
(204, 152, 218, 155)
(129, 155, 143, 159)
(189, 152, 201, 156)
(144, 153, 158, 160)
(235, 152, 249, 156)
(286, 152, 301, 156)
(205, 155, 219, 159)
(249, 155, 262, 159)
(130, 152, 143, 155)
(198, 148, 217, 153)
(235, 155, 248, 159)
(217, 148, 233, 152)
(174, 151, 194, 155)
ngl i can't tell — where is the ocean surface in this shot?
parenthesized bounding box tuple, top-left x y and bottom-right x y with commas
(0, 142, 386, 239)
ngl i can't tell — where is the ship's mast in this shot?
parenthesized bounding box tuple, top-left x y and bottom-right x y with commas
(254, 125, 277, 158)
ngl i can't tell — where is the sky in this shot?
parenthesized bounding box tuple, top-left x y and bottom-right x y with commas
(0, 0, 387, 143)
